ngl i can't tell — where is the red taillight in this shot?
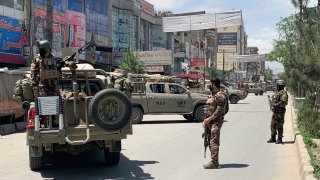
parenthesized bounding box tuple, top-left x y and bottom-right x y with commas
(27, 107, 35, 129)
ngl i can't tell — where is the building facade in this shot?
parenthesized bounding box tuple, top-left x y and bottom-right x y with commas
(0, 0, 26, 67)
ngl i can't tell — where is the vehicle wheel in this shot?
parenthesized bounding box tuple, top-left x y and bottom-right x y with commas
(104, 141, 121, 166)
(193, 105, 205, 122)
(131, 107, 143, 124)
(229, 95, 240, 104)
(89, 89, 132, 131)
(259, 91, 264, 95)
(183, 114, 194, 121)
(255, 92, 258, 96)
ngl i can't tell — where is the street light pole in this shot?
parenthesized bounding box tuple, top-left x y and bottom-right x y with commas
(222, 49, 225, 80)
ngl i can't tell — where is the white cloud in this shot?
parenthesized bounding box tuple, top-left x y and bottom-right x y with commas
(247, 37, 273, 54)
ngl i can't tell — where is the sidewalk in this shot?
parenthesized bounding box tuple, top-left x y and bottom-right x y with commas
(287, 95, 317, 180)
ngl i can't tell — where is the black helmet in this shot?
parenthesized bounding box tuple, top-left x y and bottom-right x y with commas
(38, 40, 51, 57)
(38, 40, 51, 51)
(276, 80, 286, 86)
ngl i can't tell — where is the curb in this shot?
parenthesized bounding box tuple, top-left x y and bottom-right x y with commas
(290, 97, 317, 180)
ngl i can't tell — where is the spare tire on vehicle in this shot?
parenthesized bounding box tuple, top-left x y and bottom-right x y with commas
(89, 89, 132, 131)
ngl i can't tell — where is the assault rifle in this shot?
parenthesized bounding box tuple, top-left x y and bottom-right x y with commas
(202, 104, 213, 158)
(57, 41, 95, 73)
(203, 125, 210, 158)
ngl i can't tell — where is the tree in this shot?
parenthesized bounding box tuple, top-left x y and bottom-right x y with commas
(117, 49, 146, 74)
(268, 1, 320, 96)
(209, 66, 219, 79)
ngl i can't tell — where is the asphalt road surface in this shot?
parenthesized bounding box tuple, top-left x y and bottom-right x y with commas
(0, 92, 300, 180)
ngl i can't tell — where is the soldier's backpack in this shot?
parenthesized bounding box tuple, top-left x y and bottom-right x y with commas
(218, 91, 229, 115)
(14, 78, 34, 102)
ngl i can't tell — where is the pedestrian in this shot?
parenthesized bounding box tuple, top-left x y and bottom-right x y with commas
(203, 78, 229, 169)
(267, 79, 288, 144)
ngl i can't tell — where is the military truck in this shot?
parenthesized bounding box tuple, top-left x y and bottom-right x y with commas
(130, 79, 208, 124)
(24, 64, 132, 170)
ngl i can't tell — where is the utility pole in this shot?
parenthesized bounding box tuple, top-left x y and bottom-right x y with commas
(222, 49, 225, 80)
(46, 0, 53, 43)
(26, 0, 33, 64)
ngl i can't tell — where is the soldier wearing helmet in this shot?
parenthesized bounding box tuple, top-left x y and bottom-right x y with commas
(30, 40, 59, 97)
(267, 79, 288, 144)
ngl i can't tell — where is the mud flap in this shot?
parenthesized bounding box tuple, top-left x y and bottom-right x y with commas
(29, 145, 43, 157)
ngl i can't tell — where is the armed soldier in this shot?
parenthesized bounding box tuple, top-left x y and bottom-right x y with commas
(112, 69, 133, 98)
(202, 78, 229, 169)
(267, 80, 288, 144)
(30, 40, 59, 97)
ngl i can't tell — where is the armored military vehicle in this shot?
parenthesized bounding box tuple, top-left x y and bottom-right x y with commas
(23, 62, 132, 170)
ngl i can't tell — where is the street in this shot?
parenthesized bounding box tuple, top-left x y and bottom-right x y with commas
(0, 92, 300, 180)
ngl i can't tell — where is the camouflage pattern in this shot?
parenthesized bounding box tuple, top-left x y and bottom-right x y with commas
(206, 90, 228, 166)
(112, 69, 133, 98)
(31, 53, 59, 97)
(270, 89, 288, 137)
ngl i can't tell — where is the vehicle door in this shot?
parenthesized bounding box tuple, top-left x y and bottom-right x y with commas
(166, 84, 193, 113)
(147, 83, 170, 113)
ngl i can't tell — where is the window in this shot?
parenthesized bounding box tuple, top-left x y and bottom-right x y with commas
(150, 84, 165, 93)
(59, 81, 102, 96)
(53, 0, 66, 13)
(86, 0, 108, 37)
(68, 0, 84, 13)
(169, 84, 186, 94)
(0, 0, 14, 8)
(15, 0, 24, 10)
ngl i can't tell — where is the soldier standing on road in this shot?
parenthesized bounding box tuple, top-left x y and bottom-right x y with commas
(30, 40, 59, 97)
(203, 78, 228, 169)
(267, 80, 288, 144)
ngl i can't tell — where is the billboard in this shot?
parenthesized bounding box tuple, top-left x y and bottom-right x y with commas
(66, 10, 86, 48)
(0, 15, 24, 64)
(138, 50, 172, 66)
(190, 58, 205, 73)
(217, 32, 237, 53)
(34, 8, 67, 58)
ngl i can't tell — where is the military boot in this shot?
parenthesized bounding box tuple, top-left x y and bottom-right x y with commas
(276, 137, 283, 144)
(267, 135, 276, 143)
(203, 161, 219, 169)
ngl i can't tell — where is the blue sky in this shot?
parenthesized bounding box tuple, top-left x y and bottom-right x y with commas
(148, 0, 318, 73)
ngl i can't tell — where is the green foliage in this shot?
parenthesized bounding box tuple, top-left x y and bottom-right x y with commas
(297, 107, 320, 138)
(117, 49, 146, 74)
(269, 4, 320, 96)
(209, 66, 219, 79)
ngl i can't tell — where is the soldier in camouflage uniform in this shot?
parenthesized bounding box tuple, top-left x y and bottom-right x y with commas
(203, 78, 228, 169)
(30, 40, 59, 97)
(267, 80, 288, 144)
(112, 69, 133, 98)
